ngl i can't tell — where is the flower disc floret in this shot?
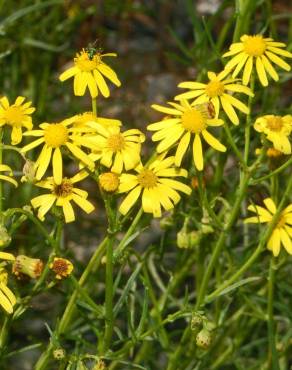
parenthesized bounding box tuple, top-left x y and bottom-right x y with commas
(181, 108, 207, 133)
(107, 133, 126, 151)
(44, 124, 68, 148)
(205, 80, 225, 97)
(243, 35, 266, 56)
(54, 179, 73, 197)
(137, 169, 158, 188)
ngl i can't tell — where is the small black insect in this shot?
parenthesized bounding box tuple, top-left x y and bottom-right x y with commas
(85, 39, 103, 60)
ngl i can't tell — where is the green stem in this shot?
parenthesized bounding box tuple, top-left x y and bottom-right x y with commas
(92, 98, 97, 115)
(267, 257, 280, 370)
(34, 237, 108, 370)
(103, 195, 116, 353)
(251, 156, 292, 184)
(233, 0, 253, 42)
(0, 316, 10, 350)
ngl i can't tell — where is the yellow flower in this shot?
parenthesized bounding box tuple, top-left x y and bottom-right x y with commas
(223, 35, 292, 86)
(254, 115, 292, 154)
(148, 100, 226, 171)
(12, 255, 43, 279)
(0, 268, 16, 314)
(0, 164, 18, 187)
(31, 172, 95, 223)
(99, 172, 120, 192)
(59, 49, 121, 98)
(89, 125, 145, 173)
(72, 111, 121, 131)
(0, 253, 16, 314)
(0, 96, 35, 145)
(118, 156, 192, 217)
(49, 257, 73, 279)
(245, 198, 292, 256)
(21, 117, 96, 184)
(175, 70, 253, 125)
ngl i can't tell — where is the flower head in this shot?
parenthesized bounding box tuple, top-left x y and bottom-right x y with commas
(254, 115, 292, 154)
(0, 96, 35, 145)
(245, 198, 292, 256)
(21, 117, 96, 184)
(148, 100, 226, 171)
(50, 257, 73, 279)
(99, 172, 119, 192)
(31, 172, 94, 223)
(12, 255, 43, 279)
(0, 255, 16, 314)
(89, 125, 145, 173)
(118, 156, 192, 217)
(59, 49, 121, 98)
(0, 164, 18, 187)
(72, 111, 121, 131)
(175, 70, 254, 125)
(223, 35, 292, 86)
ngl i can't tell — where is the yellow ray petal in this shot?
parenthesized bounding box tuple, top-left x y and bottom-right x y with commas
(201, 130, 226, 152)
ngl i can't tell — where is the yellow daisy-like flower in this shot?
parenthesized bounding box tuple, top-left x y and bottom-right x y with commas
(118, 156, 192, 217)
(0, 164, 18, 187)
(175, 70, 254, 125)
(21, 117, 96, 184)
(72, 111, 121, 131)
(31, 172, 95, 223)
(0, 252, 16, 314)
(254, 115, 292, 154)
(88, 125, 145, 174)
(0, 96, 35, 145)
(49, 257, 73, 279)
(223, 34, 292, 86)
(59, 49, 121, 98)
(245, 198, 292, 257)
(148, 100, 226, 171)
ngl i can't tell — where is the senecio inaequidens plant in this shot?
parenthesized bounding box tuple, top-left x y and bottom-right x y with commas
(0, 28, 291, 370)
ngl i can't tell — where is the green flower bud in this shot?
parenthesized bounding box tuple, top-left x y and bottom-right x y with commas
(93, 359, 106, 370)
(12, 255, 43, 279)
(177, 229, 189, 249)
(0, 225, 11, 247)
(196, 328, 213, 349)
(53, 348, 66, 360)
(191, 313, 203, 330)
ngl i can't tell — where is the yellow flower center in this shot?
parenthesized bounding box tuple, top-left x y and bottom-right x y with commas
(243, 35, 266, 57)
(3, 106, 25, 127)
(137, 169, 158, 188)
(99, 172, 119, 192)
(266, 116, 283, 132)
(181, 108, 207, 133)
(44, 123, 68, 148)
(107, 133, 125, 152)
(205, 80, 225, 97)
(54, 179, 73, 198)
(74, 50, 101, 72)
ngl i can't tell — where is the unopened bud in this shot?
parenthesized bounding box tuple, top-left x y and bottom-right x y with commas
(191, 313, 203, 330)
(93, 359, 106, 370)
(0, 225, 11, 247)
(99, 172, 119, 192)
(53, 348, 66, 360)
(13, 255, 43, 279)
(177, 230, 189, 249)
(21, 159, 36, 183)
(196, 328, 213, 349)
